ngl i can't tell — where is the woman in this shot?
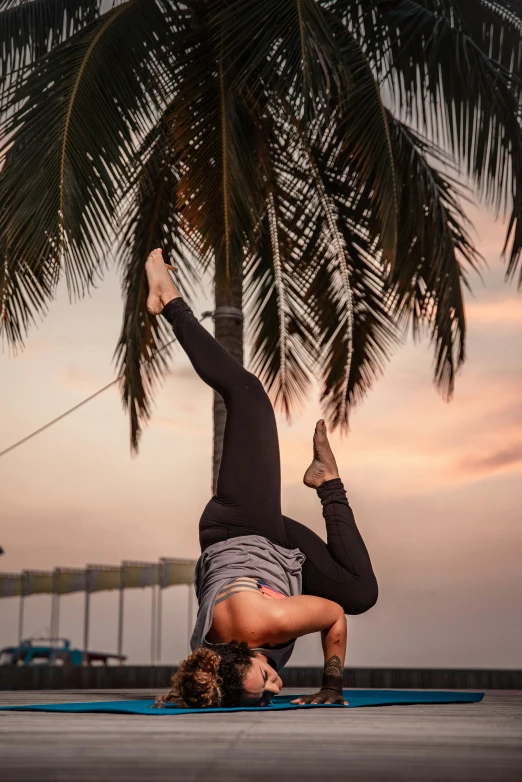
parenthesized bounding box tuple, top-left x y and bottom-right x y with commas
(146, 249, 378, 709)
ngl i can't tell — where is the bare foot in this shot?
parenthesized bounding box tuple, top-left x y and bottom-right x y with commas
(303, 420, 340, 489)
(145, 248, 181, 315)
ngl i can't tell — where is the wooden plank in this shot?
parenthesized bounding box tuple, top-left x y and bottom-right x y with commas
(0, 690, 521, 781)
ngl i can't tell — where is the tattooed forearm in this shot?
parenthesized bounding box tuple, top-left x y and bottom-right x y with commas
(324, 655, 343, 678)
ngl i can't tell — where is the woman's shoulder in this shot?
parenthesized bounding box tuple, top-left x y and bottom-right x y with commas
(209, 589, 280, 646)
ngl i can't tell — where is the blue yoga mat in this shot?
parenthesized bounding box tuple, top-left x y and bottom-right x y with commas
(0, 690, 484, 715)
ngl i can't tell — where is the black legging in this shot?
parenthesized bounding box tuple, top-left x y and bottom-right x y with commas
(163, 297, 378, 615)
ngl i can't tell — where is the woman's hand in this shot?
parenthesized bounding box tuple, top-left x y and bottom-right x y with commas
(291, 653, 348, 706)
(291, 687, 348, 706)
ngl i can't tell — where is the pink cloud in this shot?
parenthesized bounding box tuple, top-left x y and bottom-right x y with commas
(24, 339, 59, 354)
(455, 442, 522, 480)
(467, 298, 522, 326)
(152, 415, 208, 436)
(60, 366, 106, 390)
(305, 380, 522, 492)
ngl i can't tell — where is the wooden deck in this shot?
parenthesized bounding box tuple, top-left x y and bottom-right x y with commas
(1, 689, 521, 781)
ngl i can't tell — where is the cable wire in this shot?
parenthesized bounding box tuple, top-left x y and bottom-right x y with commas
(0, 311, 213, 460)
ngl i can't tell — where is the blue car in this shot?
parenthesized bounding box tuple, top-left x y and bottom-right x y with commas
(0, 638, 126, 666)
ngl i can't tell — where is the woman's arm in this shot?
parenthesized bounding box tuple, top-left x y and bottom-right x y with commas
(291, 614, 347, 705)
(267, 596, 348, 705)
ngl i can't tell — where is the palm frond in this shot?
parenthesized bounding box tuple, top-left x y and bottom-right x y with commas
(168, 5, 265, 290)
(243, 200, 318, 420)
(322, 10, 399, 267)
(215, 0, 353, 125)
(0, 0, 180, 348)
(114, 108, 201, 452)
(243, 106, 321, 418)
(245, 91, 395, 430)
(305, 204, 399, 431)
(2, 0, 521, 456)
(0, 236, 55, 349)
(455, 1, 522, 78)
(505, 189, 522, 286)
(386, 111, 483, 396)
(363, 0, 522, 273)
(296, 130, 356, 427)
(329, 1, 522, 78)
(0, 0, 102, 100)
(296, 123, 400, 430)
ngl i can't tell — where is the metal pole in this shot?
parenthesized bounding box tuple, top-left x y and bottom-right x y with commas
(117, 571, 124, 663)
(150, 584, 157, 666)
(18, 595, 25, 643)
(50, 593, 56, 639)
(187, 583, 193, 656)
(50, 570, 59, 640)
(83, 589, 91, 665)
(156, 585, 163, 665)
(54, 595, 60, 639)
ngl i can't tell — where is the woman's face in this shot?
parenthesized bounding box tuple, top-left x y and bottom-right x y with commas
(241, 653, 283, 706)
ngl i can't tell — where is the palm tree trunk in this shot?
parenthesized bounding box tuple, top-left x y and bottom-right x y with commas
(212, 268, 244, 495)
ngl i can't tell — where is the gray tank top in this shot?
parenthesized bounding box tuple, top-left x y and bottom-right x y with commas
(190, 535, 306, 672)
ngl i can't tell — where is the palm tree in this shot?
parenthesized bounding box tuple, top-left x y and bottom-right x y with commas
(0, 1, 520, 493)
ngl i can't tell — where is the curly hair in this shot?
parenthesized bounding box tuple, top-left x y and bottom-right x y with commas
(162, 641, 255, 708)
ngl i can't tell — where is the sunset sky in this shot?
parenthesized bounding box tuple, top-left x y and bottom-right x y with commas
(0, 202, 521, 669)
